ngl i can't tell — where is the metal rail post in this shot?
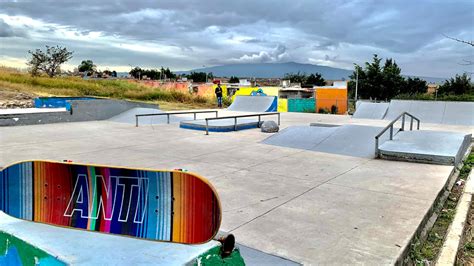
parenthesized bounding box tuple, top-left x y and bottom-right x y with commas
(167, 114, 170, 124)
(234, 117, 237, 131)
(206, 119, 209, 135)
(136, 116, 139, 127)
(375, 137, 379, 157)
(401, 114, 405, 131)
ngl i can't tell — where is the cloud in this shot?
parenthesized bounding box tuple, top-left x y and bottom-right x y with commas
(0, 18, 26, 37)
(227, 44, 290, 63)
(0, 0, 472, 77)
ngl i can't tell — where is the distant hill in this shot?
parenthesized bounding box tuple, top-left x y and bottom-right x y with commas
(177, 62, 351, 80)
(177, 62, 446, 83)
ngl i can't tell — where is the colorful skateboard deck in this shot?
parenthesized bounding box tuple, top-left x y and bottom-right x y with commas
(0, 160, 221, 244)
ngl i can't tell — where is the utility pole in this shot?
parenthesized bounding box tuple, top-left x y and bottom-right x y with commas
(355, 66, 359, 102)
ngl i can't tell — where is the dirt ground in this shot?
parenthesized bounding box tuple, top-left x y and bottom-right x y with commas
(0, 89, 36, 109)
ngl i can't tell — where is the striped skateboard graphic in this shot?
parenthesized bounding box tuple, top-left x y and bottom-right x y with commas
(0, 160, 221, 244)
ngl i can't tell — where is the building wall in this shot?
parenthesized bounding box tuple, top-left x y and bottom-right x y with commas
(315, 88, 348, 114)
(288, 98, 315, 112)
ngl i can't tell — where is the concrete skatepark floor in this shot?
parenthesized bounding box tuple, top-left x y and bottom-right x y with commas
(0, 110, 472, 264)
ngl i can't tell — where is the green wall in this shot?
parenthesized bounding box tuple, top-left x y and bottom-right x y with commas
(287, 98, 315, 113)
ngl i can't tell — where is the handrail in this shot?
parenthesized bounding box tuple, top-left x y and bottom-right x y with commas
(374, 112, 420, 157)
(135, 110, 218, 127)
(204, 112, 280, 135)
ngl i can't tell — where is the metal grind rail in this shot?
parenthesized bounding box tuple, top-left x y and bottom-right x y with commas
(204, 112, 280, 135)
(374, 112, 420, 157)
(135, 110, 218, 127)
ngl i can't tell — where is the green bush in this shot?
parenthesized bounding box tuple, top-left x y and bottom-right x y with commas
(318, 108, 330, 114)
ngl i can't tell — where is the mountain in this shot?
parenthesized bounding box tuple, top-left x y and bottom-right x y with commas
(177, 62, 352, 80)
(177, 62, 447, 83)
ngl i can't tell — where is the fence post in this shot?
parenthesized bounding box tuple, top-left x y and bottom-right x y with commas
(234, 117, 237, 131)
(206, 119, 209, 135)
(136, 116, 139, 127)
(277, 113, 280, 125)
(167, 114, 170, 124)
(410, 117, 413, 131)
(390, 126, 393, 140)
(194, 113, 196, 120)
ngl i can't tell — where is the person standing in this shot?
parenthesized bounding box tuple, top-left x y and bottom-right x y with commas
(215, 84, 223, 108)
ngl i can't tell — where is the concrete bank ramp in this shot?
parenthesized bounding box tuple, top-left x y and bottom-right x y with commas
(227, 96, 277, 112)
(108, 107, 167, 124)
(262, 124, 389, 158)
(353, 101, 389, 119)
(384, 100, 474, 125)
(379, 130, 471, 165)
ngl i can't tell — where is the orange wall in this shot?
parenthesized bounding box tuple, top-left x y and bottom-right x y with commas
(315, 88, 347, 114)
(129, 81, 227, 99)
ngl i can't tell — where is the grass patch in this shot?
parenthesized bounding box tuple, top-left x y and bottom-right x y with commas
(409, 152, 474, 264)
(0, 67, 220, 109)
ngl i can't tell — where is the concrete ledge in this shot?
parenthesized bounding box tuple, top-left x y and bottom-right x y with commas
(437, 171, 473, 264)
(0, 99, 159, 126)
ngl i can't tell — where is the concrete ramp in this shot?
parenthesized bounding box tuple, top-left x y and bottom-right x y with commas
(379, 130, 471, 165)
(262, 124, 389, 158)
(353, 101, 389, 119)
(384, 100, 474, 125)
(442, 101, 474, 125)
(227, 96, 277, 112)
(108, 107, 168, 124)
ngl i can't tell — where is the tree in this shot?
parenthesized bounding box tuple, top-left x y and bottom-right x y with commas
(438, 73, 473, 95)
(27, 45, 73, 77)
(187, 72, 212, 82)
(78, 60, 96, 74)
(306, 73, 325, 86)
(381, 59, 404, 99)
(402, 77, 427, 95)
(284, 72, 307, 84)
(160, 67, 176, 80)
(129, 67, 142, 79)
(229, 76, 240, 83)
(349, 54, 407, 100)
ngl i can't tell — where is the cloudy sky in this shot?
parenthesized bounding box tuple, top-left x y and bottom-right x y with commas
(0, 0, 473, 77)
